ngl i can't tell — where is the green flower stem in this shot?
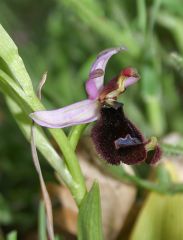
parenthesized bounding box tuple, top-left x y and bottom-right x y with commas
(38, 201, 47, 240)
(29, 94, 87, 206)
(161, 143, 183, 156)
(146, 97, 165, 136)
(7, 231, 17, 240)
(60, 0, 139, 56)
(5, 96, 74, 191)
(68, 124, 88, 150)
(137, 0, 147, 35)
(0, 70, 26, 100)
(50, 128, 86, 205)
(101, 164, 183, 194)
(147, 0, 162, 43)
(0, 25, 87, 205)
(0, 69, 86, 206)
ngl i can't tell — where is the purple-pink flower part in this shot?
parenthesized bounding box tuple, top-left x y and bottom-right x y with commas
(30, 47, 139, 129)
(30, 47, 161, 165)
(86, 47, 127, 100)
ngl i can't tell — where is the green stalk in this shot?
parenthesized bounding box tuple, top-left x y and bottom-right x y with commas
(0, 70, 86, 204)
(50, 128, 86, 205)
(29, 94, 87, 206)
(147, 0, 162, 43)
(0, 68, 86, 206)
(0, 25, 85, 206)
(137, 0, 147, 35)
(146, 97, 165, 136)
(38, 201, 47, 240)
(68, 124, 88, 150)
(101, 164, 183, 194)
(161, 143, 183, 156)
(7, 231, 17, 240)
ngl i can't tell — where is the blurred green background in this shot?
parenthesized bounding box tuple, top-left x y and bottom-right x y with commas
(0, 0, 183, 239)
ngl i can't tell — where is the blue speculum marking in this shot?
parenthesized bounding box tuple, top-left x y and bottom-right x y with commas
(114, 134, 142, 149)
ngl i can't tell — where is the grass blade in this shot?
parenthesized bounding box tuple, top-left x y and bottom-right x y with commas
(78, 182, 103, 240)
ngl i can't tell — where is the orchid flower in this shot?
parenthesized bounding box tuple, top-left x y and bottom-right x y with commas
(30, 47, 161, 165)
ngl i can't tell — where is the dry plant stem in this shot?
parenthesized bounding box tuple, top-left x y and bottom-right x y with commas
(31, 124, 54, 240)
(30, 75, 88, 239)
(0, 25, 86, 206)
(30, 72, 54, 240)
(1, 68, 86, 206)
(37, 73, 87, 206)
(29, 94, 87, 206)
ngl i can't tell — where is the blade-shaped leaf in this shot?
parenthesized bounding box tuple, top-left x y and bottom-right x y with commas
(5, 96, 73, 188)
(130, 192, 183, 240)
(78, 182, 103, 240)
(0, 194, 12, 224)
(0, 26, 87, 205)
(131, 162, 183, 240)
(31, 125, 54, 240)
(38, 201, 47, 240)
(0, 69, 28, 104)
(0, 24, 34, 94)
(7, 231, 17, 240)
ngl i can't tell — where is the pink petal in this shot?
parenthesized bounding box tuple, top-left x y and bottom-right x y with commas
(86, 46, 127, 100)
(124, 76, 140, 88)
(30, 100, 99, 128)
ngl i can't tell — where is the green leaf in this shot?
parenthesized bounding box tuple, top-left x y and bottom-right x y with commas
(68, 124, 88, 150)
(0, 69, 28, 106)
(0, 194, 12, 224)
(99, 162, 183, 194)
(6, 231, 17, 240)
(78, 182, 103, 240)
(156, 164, 172, 187)
(161, 143, 183, 156)
(162, 195, 183, 240)
(141, 66, 165, 136)
(0, 25, 87, 206)
(157, 12, 183, 52)
(38, 201, 47, 240)
(54, 236, 65, 240)
(0, 24, 34, 95)
(5, 96, 73, 188)
(137, 0, 147, 34)
(60, 0, 139, 56)
(131, 163, 183, 240)
(130, 192, 183, 240)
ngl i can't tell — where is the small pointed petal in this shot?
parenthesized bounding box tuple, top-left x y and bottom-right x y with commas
(121, 68, 140, 88)
(30, 100, 99, 128)
(124, 76, 140, 88)
(86, 46, 127, 100)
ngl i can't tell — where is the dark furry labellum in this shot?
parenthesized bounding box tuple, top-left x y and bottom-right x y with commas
(91, 104, 161, 165)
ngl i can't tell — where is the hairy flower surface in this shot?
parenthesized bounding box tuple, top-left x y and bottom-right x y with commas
(92, 104, 161, 165)
(30, 47, 161, 165)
